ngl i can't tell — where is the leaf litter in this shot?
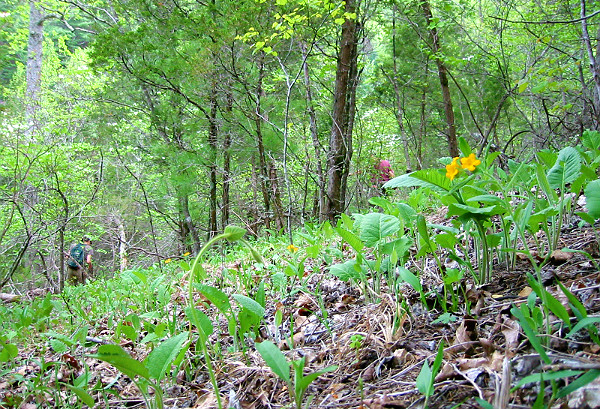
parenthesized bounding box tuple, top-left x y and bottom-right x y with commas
(2, 224, 600, 408)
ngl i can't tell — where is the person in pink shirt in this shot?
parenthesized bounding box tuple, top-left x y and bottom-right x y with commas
(371, 159, 395, 194)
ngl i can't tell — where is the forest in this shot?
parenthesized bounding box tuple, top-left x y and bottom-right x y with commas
(1, 0, 600, 407)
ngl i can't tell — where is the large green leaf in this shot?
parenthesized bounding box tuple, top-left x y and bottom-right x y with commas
(329, 259, 363, 281)
(255, 340, 290, 383)
(583, 130, 600, 151)
(359, 213, 400, 247)
(223, 225, 246, 242)
(185, 307, 214, 340)
(336, 227, 364, 253)
(195, 284, 232, 317)
(447, 203, 501, 218)
(232, 294, 265, 321)
(145, 332, 189, 381)
(384, 169, 450, 193)
(90, 344, 150, 381)
(585, 179, 600, 219)
(547, 147, 581, 190)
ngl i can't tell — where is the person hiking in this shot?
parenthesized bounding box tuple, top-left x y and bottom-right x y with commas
(371, 158, 395, 195)
(66, 235, 94, 285)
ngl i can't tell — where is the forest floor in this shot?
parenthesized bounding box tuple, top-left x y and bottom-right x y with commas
(2, 218, 600, 409)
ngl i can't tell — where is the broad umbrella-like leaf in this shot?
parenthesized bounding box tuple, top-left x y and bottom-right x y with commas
(585, 179, 600, 219)
(359, 213, 400, 247)
(547, 147, 581, 190)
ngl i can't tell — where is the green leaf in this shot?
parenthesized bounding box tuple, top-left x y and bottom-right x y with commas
(511, 306, 550, 364)
(384, 169, 450, 193)
(64, 384, 95, 407)
(397, 267, 423, 293)
(381, 237, 412, 257)
(359, 213, 400, 247)
(458, 136, 471, 156)
(185, 307, 214, 340)
(232, 294, 265, 321)
(514, 369, 583, 389)
(90, 344, 151, 380)
(224, 225, 246, 242)
(336, 227, 364, 253)
(255, 340, 290, 383)
(329, 259, 363, 281)
(585, 179, 600, 219)
(582, 130, 600, 151)
(547, 147, 581, 190)
(567, 317, 600, 338)
(447, 203, 502, 218)
(0, 342, 18, 362)
(557, 369, 600, 398)
(145, 332, 189, 381)
(196, 284, 232, 317)
(416, 359, 433, 396)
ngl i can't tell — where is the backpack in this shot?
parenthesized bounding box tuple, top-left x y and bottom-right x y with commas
(68, 243, 85, 268)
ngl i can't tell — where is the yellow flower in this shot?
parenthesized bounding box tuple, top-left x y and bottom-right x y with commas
(164, 258, 172, 264)
(445, 157, 460, 180)
(183, 252, 191, 257)
(287, 244, 299, 253)
(460, 153, 481, 172)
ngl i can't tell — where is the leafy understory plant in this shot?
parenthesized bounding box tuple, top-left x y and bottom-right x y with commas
(91, 332, 189, 409)
(416, 341, 445, 409)
(186, 225, 263, 409)
(384, 140, 500, 283)
(255, 340, 337, 409)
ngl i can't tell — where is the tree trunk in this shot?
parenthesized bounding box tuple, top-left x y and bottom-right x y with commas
(391, 6, 412, 172)
(207, 91, 219, 239)
(581, 0, 600, 129)
(325, 0, 360, 222)
(269, 163, 285, 231)
(26, 0, 44, 138)
(117, 217, 127, 273)
(421, 0, 459, 158)
(255, 55, 272, 230)
(178, 191, 200, 254)
(301, 43, 326, 220)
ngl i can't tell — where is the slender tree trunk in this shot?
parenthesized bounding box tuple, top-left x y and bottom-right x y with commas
(421, 0, 459, 157)
(26, 0, 44, 138)
(391, 6, 412, 172)
(207, 90, 219, 239)
(222, 131, 231, 229)
(255, 55, 272, 229)
(325, 0, 360, 222)
(269, 163, 285, 231)
(116, 217, 127, 273)
(178, 191, 201, 254)
(581, 0, 600, 128)
(301, 43, 326, 220)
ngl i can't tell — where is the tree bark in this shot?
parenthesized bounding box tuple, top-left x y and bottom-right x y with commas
(26, 0, 44, 138)
(301, 43, 325, 220)
(255, 55, 272, 230)
(325, 0, 360, 222)
(207, 90, 219, 239)
(421, 0, 459, 157)
(581, 0, 600, 128)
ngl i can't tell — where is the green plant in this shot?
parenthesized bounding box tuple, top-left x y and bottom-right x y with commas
(416, 340, 445, 408)
(255, 340, 337, 409)
(384, 143, 504, 284)
(186, 225, 263, 409)
(91, 332, 189, 409)
(329, 211, 412, 301)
